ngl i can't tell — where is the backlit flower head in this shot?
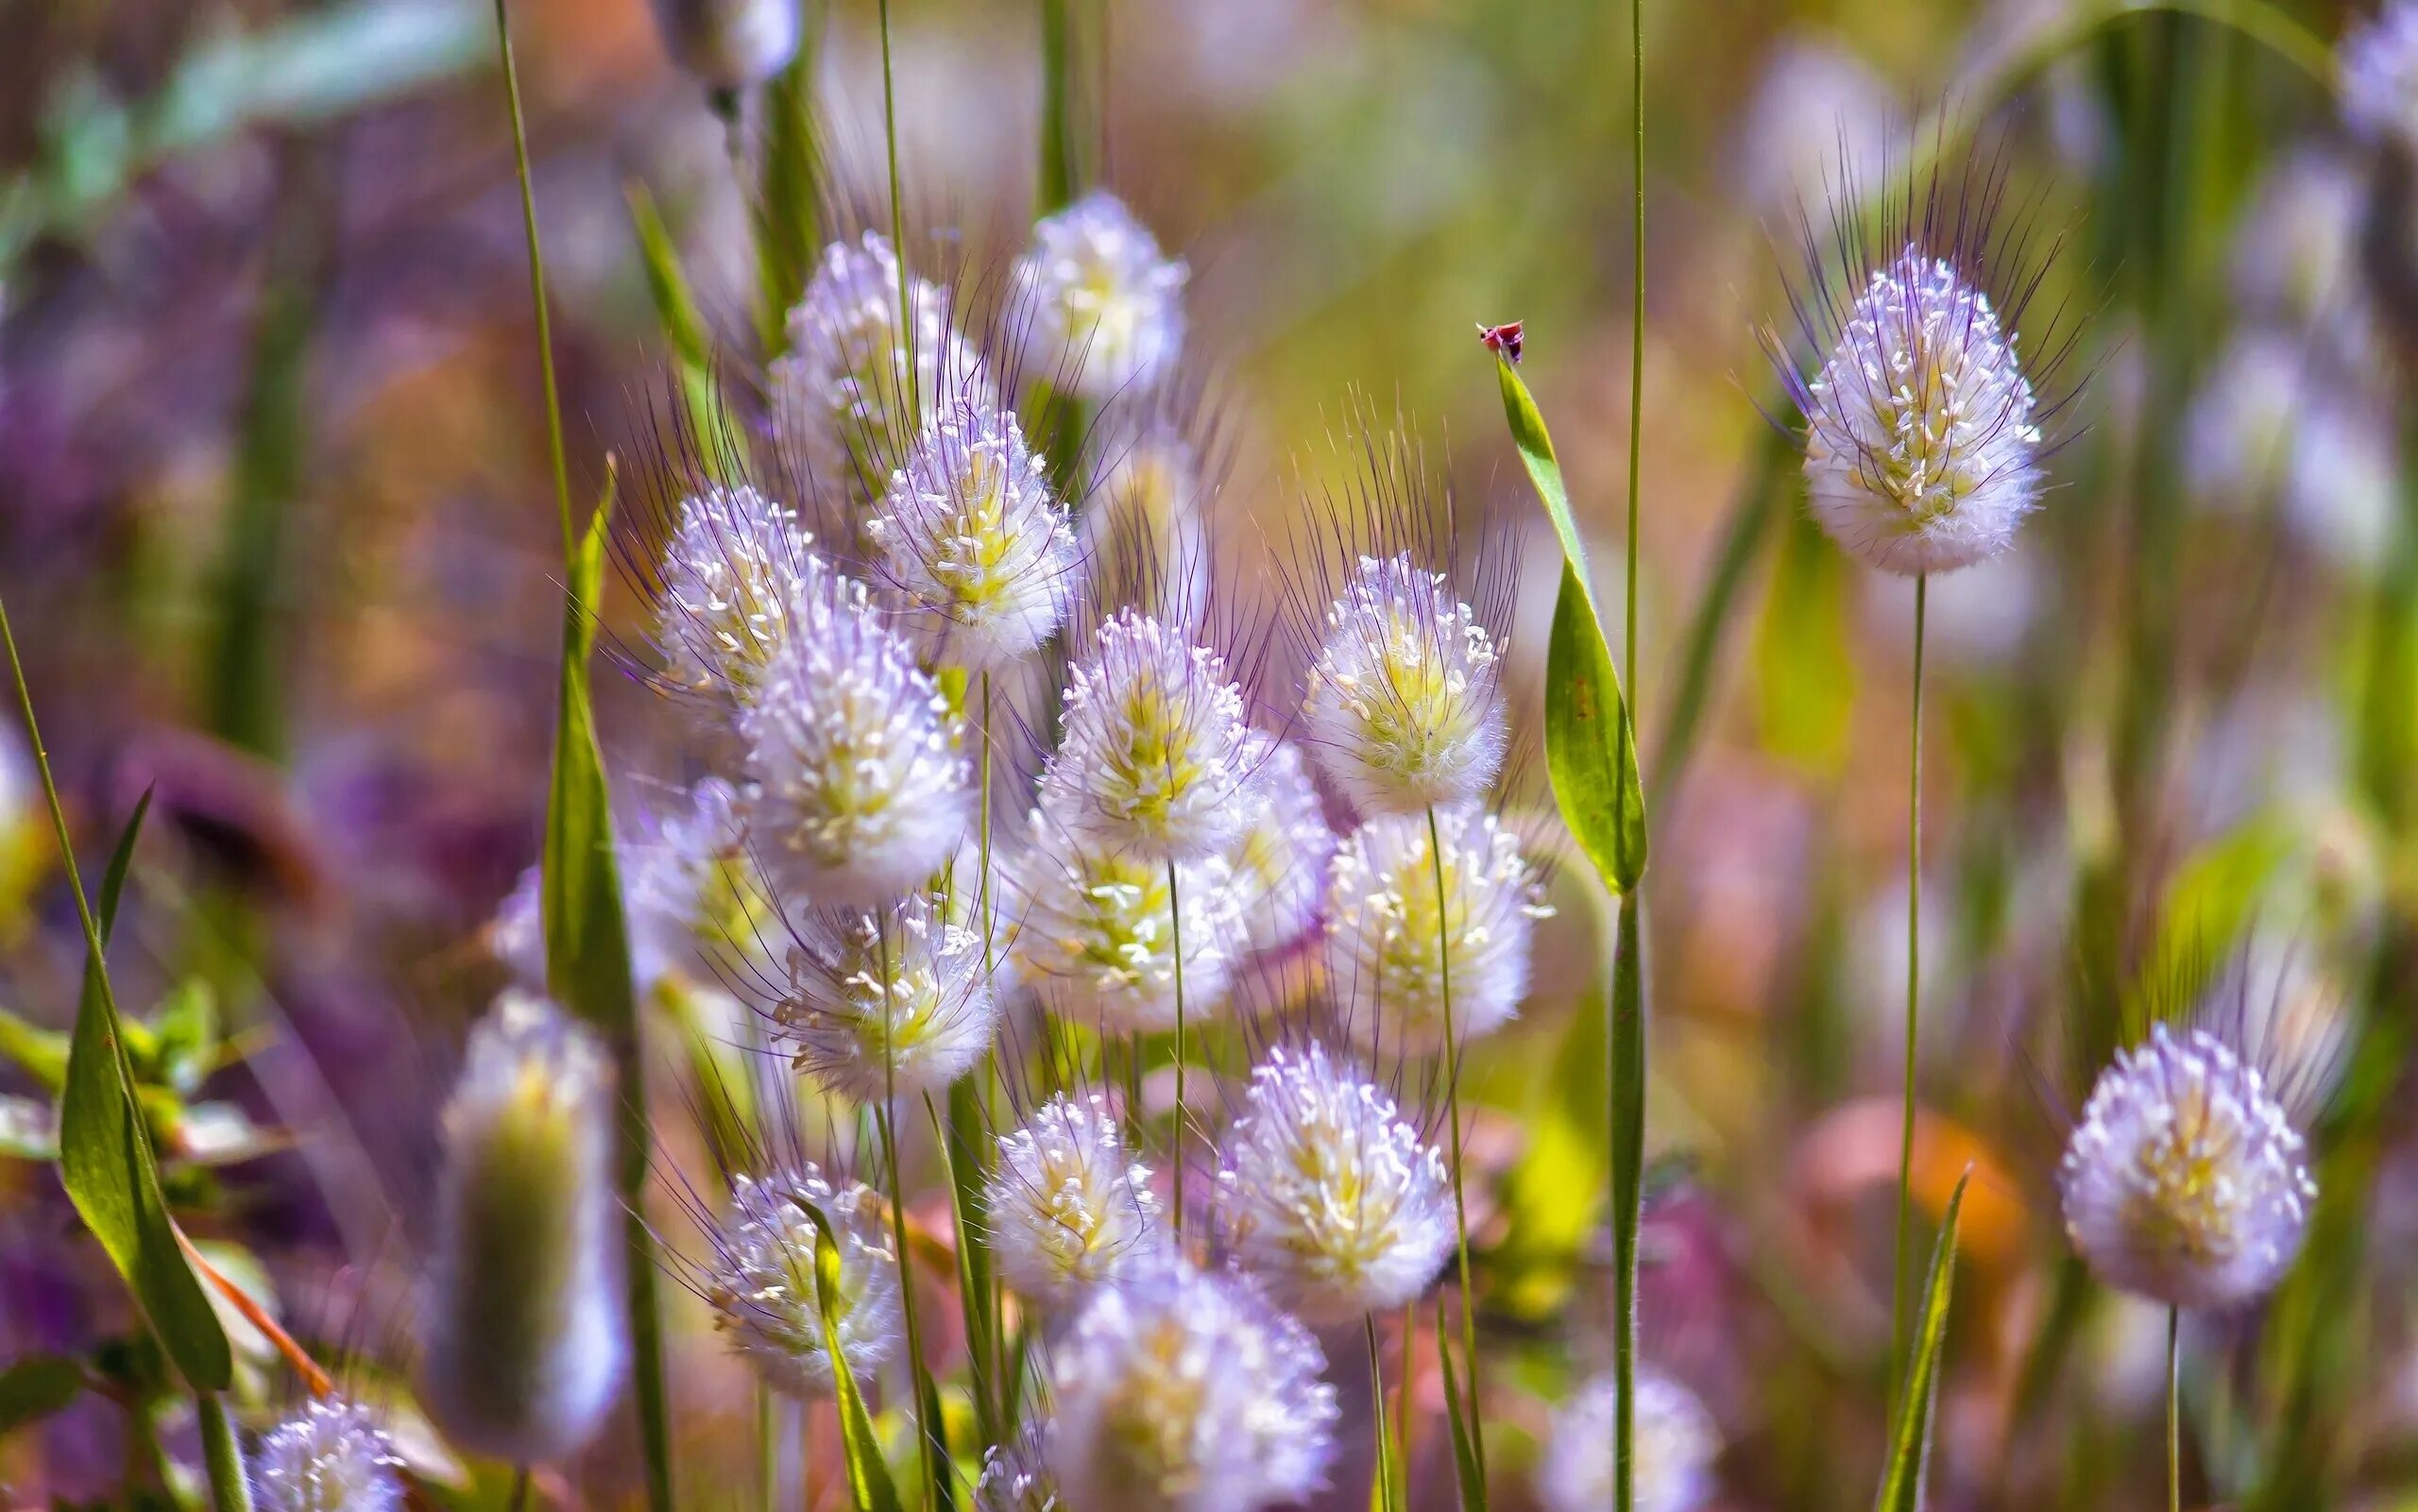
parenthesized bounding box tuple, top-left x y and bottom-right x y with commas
(1044, 1257, 1337, 1512)
(1010, 815, 1240, 1033)
(1078, 419, 1216, 639)
(1537, 1368, 1721, 1512)
(2342, 2, 2418, 154)
(772, 232, 995, 523)
(2059, 1021, 2317, 1311)
(1226, 736, 1334, 957)
(985, 1092, 1161, 1306)
(869, 399, 1077, 668)
(1213, 1043, 1452, 1323)
(707, 1164, 900, 1400)
(738, 586, 972, 905)
(649, 0, 799, 91)
(1302, 553, 1506, 814)
(421, 993, 625, 1465)
(1796, 245, 2044, 575)
(1324, 807, 1544, 1055)
(651, 484, 831, 697)
(774, 891, 996, 1104)
(1039, 610, 1263, 861)
(247, 1398, 405, 1512)
(1014, 191, 1188, 400)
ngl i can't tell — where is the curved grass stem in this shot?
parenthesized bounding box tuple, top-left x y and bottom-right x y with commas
(1890, 574, 1928, 1410)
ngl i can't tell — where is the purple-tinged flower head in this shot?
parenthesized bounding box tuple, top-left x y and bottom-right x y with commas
(1078, 420, 1216, 640)
(1225, 735, 1333, 958)
(421, 993, 625, 1466)
(773, 891, 996, 1104)
(985, 1092, 1162, 1306)
(869, 399, 1077, 669)
(1537, 1368, 1721, 1512)
(1014, 191, 1188, 401)
(1043, 1257, 1337, 1512)
(1039, 610, 1263, 862)
(1766, 154, 2071, 577)
(977, 1436, 1061, 1512)
(247, 1398, 406, 1512)
(706, 1164, 900, 1400)
(2342, 2, 2418, 154)
(1324, 806, 1545, 1056)
(1212, 1043, 1451, 1323)
(1302, 553, 1507, 815)
(1798, 246, 2044, 575)
(772, 233, 995, 524)
(649, 0, 799, 91)
(651, 484, 831, 698)
(2059, 1022, 2316, 1311)
(737, 583, 972, 906)
(1009, 812, 1240, 1033)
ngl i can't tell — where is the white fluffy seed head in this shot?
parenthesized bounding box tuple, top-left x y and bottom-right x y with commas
(247, 1399, 405, 1512)
(1010, 818, 1240, 1033)
(648, 0, 800, 90)
(1225, 737, 1334, 957)
(1044, 1258, 1337, 1512)
(772, 233, 995, 521)
(1040, 610, 1262, 862)
(707, 1165, 901, 1400)
(1080, 428, 1213, 637)
(1014, 191, 1188, 400)
(738, 588, 973, 905)
(2343, 2, 2418, 153)
(653, 484, 832, 698)
(2058, 1023, 2317, 1311)
(1801, 245, 2044, 576)
(1324, 807, 1544, 1056)
(775, 892, 997, 1104)
(421, 993, 625, 1465)
(870, 399, 1077, 668)
(1213, 1044, 1452, 1323)
(1302, 553, 1506, 814)
(985, 1092, 1161, 1306)
(1537, 1368, 1721, 1512)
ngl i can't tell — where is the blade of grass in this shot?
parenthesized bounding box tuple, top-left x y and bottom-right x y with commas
(756, 33, 819, 352)
(1435, 1300, 1488, 1512)
(1873, 1170, 1970, 1512)
(933, 1085, 1001, 1448)
(490, 3, 673, 1504)
(1037, 0, 1078, 214)
(798, 1200, 907, 1512)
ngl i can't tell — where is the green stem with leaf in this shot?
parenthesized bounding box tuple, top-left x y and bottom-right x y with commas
(1889, 576, 1926, 1408)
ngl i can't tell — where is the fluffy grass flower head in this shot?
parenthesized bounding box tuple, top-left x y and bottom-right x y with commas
(2343, 1, 2418, 154)
(421, 993, 625, 1465)
(773, 232, 993, 518)
(707, 1164, 901, 1400)
(1324, 806, 1545, 1055)
(247, 1399, 405, 1512)
(1011, 818, 1240, 1032)
(869, 399, 1077, 668)
(648, 0, 799, 91)
(650, 484, 829, 697)
(1226, 736, 1334, 957)
(2059, 1021, 2317, 1311)
(1302, 552, 1506, 813)
(738, 585, 972, 904)
(775, 892, 996, 1103)
(1213, 1043, 1452, 1322)
(1040, 610, 1263, 861)
(1015, 191, 1188, 399)
(985, 1092, 1161, 1305)
(1538, 1368, 1721, 1512)
(1044, 1258, 1337, 1512)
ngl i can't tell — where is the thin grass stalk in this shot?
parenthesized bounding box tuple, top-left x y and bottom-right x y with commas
(196, 1395, 255, 1512)
(877, 0, 915, 418)
(761, 1385, 780, 1512)
(2167, 1306, 2182, 1512)
(1424, 804, 1483, 1485)
(1889, 575, 1927, 1409)
(1367, 1317, 1398, 1512)
(875, 922, 942, 1508)
(1394, 1302, 1416, 1507)
(1614, 0, 1647, 1501)
(489, 7, 673, 1504)
(1167, 858, 1187, 1238)
(1037, 0, 1077, 214)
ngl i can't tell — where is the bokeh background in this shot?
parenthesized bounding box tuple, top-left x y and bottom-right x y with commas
(1, 0, 2411, 1508)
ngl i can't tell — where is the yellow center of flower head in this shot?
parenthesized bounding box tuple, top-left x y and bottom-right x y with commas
(1102, 1312, 1213, 1499)
(1306, 554, 1505, 812)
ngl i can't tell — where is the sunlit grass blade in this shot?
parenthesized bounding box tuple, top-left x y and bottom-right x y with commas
(1037, 0, 1079, 214)
(756, 35, 818, 350)
(936, 1084, 1001, 1447)
(1435, 1300, 1488, 1512)
(1873, 1169, 1970, 1512)
(798, 1200, 908, 1512)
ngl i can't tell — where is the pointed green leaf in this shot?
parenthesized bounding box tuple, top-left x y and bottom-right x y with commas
(58, 793, 233, 1391)
(0, 1005, 70, 1091)
(1495, 357, 1646, 891)
(757, 38, 820, 349)
(939, 1082, 1000, 1447)
(1435, 1300, 1489, 1512)
(0, 1353, 84, 1434)
(626, 182, 712, 373)
(1873, 1169, 1970, 1512)
(800, 1201, 906, 1512)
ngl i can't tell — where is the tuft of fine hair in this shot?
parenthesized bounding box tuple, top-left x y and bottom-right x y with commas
(1008, 813, 1242, 1033)
(247, 1398, 407, 1512)
(984, 1091, 1162, 1306)
(772, 891, 998, 1105)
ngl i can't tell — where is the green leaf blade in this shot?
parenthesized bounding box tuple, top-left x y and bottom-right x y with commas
(1874, 1170, 1971, 1512)
(801, 1202, 907, 1512)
